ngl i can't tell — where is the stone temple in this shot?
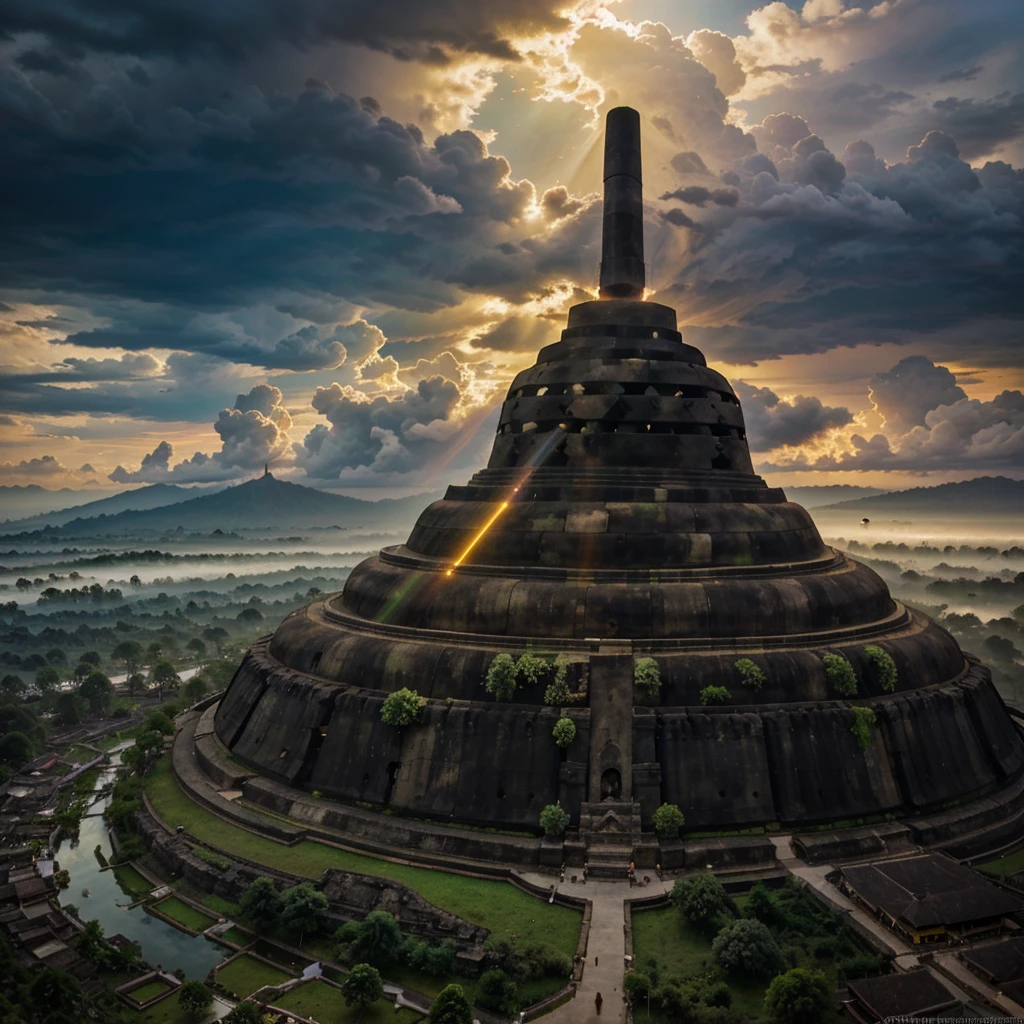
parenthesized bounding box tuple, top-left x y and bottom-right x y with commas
(214, 107, 1024, 871)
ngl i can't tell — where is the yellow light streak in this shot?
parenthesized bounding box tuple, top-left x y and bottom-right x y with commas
(446, 501, 510, 576)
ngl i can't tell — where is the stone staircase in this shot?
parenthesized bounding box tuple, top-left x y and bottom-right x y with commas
(580, 800, 642, 878)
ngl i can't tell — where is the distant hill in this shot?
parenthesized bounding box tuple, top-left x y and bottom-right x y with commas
(817, 476, 1024, 515)
(783, 485, 889, 509)
(3, 482, 205, 530)
(0, 484, 112, 521)
(1, 474, 444, 538)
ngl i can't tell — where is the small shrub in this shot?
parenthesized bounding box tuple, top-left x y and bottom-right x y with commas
(863, 645, 898, 693)
(743, 881, 777, 924)
(850, 706, 877, 750)
(734, 657, 766, 691)
(477, 969, 518, 1015)
(634, 657, 661, 698)
(543, 655, 572, 705)
(823, 653, 857, 696)
(539, 803, 569, 837)
(623, 972, 651, 1002)
(485, 654, 518, 702)
(705, 980, 732, 1008)
(552, 716, 576, 749)
(699, 685, 731, 706)
(380, 687, 423, 726)
(515, 650, 546, 687)
(652, 803, 685, 839)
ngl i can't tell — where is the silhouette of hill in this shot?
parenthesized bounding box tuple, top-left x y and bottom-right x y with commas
(0, 484, 112, 521)
(783, 485, 889, 508)
(3, 482, 204, 530)
(818, 476, 1024, 515)
(2, 473, 443, 538)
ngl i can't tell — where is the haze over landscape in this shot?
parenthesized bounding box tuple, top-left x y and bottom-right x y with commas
(1, 2, 1024, 1023)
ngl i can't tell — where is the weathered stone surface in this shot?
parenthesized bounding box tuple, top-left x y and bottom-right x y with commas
(214, 105, 1024, 853)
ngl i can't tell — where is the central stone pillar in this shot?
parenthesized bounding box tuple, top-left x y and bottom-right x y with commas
(587, 653, 634, 802)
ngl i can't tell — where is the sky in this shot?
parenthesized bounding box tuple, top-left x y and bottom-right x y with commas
(0, 0, 1022, 497)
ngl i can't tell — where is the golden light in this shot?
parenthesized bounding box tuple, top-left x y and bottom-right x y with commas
(447, 500, 510, 575)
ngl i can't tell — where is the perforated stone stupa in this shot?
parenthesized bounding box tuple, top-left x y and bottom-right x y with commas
(215, 108, 1024, 862)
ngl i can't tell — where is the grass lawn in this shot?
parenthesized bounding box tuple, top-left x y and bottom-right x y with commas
(273, 979, 422, 1022)
(153, 895, 217, 932)
(201, 892, 241, 917)
(127, 979, 174, 1004)
(978, 847, 1024, 879)
(98, 725, 143, 750)
(113, 864, 152, 899)
(221, 926, 252, 946)
(215, 954, 293, 998)
(63, 744, 97, 763)
(138, 991, 214, 1024)
(146, 755, 580, 952)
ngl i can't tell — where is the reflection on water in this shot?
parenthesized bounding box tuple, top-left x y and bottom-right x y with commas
(56, 743, 229, 980)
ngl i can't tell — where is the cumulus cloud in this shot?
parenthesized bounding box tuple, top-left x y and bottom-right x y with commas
(734, 381, 853, 451)
(109, 384, 293, 483)
(868, 356, 967, 435)
(0, 454, 67, 478)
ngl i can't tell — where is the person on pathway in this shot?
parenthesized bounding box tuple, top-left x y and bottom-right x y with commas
(595, 992, 603, 1015)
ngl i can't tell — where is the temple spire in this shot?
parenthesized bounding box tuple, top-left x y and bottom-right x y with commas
(599, 106, 645, 299)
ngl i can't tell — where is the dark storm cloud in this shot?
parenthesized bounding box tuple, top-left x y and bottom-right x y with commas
(733, 382, 852, 452)
(0, 0, 566, 63)
(930, 93, 1024, 160)
(659, 186, 739, 207)
(657, 125, 1024, 366)
(938, 66, 984, 84)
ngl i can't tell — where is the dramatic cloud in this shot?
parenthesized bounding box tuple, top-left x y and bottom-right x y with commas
(110, 384, 293, 483)
(869, 356, 967, 435)
(734, 381, 853, 452)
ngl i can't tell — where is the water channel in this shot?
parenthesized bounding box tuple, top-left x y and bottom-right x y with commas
(55, 742, 230, 980)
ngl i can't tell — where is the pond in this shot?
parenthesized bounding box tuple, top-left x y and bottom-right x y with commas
(55, 741, 231, 980)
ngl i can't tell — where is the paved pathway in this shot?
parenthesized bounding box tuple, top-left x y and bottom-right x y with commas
(520, 872, 671, 1023)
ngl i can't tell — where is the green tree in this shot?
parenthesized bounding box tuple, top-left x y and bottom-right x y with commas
(634, 657, 661, 698)
(237, 607, 264, 623)
(477, 969, 518, 1015)
(428, 983, 473, 1024)
(863, 645, 897, 692)
(55, 691, 88, 726)
(742, 881, 778, 924)
(221, 1004, 262, 1024)
(186, 637, 207, 660)
(145, 710, 174, 735)
(178, 980, 213, 1023)
(347, 910, 404, 967)
(699, 685, 731, 706)
(182, 676, 209, 703)
(485, 653, 518, 702)
(823, 653, 857, 696)
(202, 626, 229, 655)
(671, 873, 728, 930)
(764, 967, 833, 1024)
(623, 971, 651, 1003)
(539, 803, 569, 837)
(734, 657, 766, 691)
(35, 664, 62, 692)
(79, 671, 114, 717)
(652, 803, 685, 839)
(239, 876, 281, 930)
(0, 730, 36, 766)
(0, 674, 25, 699)
(279, 882, 329, 942)
(380, 687, 423, 726)
(712, 919, 785, 980)
(112, 640, 144, 679)
(46, 647, 68, 666)
(151, 659, 180, 697)
(544, 655, 573, 705)
(342, 963, 383, 1017)
(28, 968, 83, 1018)
(552, 716, 576, 749)
(80, 650, 102, 667)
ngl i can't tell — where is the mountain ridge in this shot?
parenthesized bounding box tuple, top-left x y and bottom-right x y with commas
(817, 475, 1024, 514)
(1, 473, 445, 538)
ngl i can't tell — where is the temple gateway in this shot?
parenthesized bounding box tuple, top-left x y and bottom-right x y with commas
(212, 107, 1024, 872)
